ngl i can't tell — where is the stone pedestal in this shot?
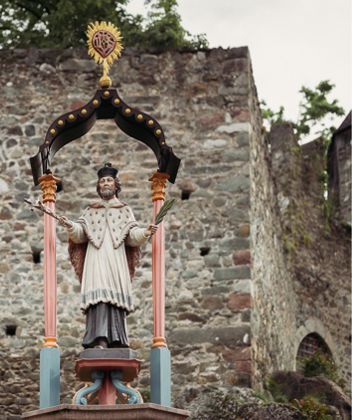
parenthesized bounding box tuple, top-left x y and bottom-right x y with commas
(76, 348, 140, 381)
(74, 348, 141, 405)
(22, 403, 190, 419)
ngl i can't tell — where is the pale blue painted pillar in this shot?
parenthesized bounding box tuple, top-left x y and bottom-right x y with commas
(40, 347, 60, 408)
(150, 346, 171, 406)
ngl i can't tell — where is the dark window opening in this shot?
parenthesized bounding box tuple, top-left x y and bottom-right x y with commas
(200, 247, 211, 256)
(5, 325, 17, 336)
(32, 250, 41, 264)
(296, 332, 332, 372)
(181, 190, 192, 200)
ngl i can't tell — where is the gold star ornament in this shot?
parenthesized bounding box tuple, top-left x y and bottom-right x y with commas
(86, 21, 123, 88)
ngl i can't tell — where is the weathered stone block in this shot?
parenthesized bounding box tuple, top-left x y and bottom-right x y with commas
(203, 139, 228, 149)
(214, 267, 251, 281)
(215, 175, 250, 193)
(234, 360, 252, 373)
(60, 59, 96, 72)
(204, 254, 221, 267)
(201, 286, 230, 295)
(201, 296, 223, 310)
(223, 149, 249, 162)
(216, 122, 250, 134)
(222, 346, 251, 362)
(220, 238, 250, 252)
(177, 313, 204, 323)
(239, 223, 250, 237)
(233, 250, 251, 265)
(169, 326, 250, 347)
(227, 293, 252, 311)
(198, 113, 225, 129)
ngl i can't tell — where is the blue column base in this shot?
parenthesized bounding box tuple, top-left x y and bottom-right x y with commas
(150, 346, 171, 406)
(40, 347, 60, 408)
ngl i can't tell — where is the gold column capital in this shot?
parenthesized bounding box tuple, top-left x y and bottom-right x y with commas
(39, 172, 61, 203)
(43, 337, 58, 348)
(149, 172, 169, 202)
(152, 336, 167, 348)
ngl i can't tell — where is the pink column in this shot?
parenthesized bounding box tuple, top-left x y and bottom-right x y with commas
(39, 172, 60, 348)
(150, 172, 169, 348)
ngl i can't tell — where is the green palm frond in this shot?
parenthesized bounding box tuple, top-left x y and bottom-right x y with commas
(155, 198, 176, 225)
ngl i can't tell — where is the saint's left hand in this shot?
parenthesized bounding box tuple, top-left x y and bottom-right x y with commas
(145, 224, 158, 237)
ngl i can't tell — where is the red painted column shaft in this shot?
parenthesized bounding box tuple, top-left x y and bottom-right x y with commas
(150, 172, 169, 348)
(152, 199, 165, 340)
(39, 172, 60, 348)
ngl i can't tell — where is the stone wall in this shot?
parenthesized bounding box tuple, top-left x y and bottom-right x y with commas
(250, 121, 351, 385)
(0, 47, 255, 416)
(0, 47, 350, 418)
(249, 124, 298, 384)
(328, 112, 351, 227)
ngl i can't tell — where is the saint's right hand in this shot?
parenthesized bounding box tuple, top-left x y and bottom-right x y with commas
(58, 216, 73, 228)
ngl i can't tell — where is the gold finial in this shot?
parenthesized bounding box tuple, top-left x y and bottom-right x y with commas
(86, 21, 123, 88)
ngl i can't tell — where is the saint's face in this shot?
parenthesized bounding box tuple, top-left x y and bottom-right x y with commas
(99, 176, 115, 190)
(98, 176, 116, 199)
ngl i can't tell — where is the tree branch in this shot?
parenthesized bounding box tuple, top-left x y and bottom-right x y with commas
(14, 1, 43, 21)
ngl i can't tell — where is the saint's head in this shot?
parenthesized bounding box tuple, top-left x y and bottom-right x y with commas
(96, 162, 121, 200)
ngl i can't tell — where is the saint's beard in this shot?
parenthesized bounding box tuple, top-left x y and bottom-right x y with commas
(99, 187, 115, 200)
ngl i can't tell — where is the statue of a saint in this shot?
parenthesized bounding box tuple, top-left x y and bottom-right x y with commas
(58, 163, 157, 349)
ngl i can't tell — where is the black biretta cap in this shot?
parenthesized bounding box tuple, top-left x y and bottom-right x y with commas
(97, 162, 118, 179)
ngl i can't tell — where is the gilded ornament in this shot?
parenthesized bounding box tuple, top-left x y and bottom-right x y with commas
(50, 128, 56, 135)
(136, 114, 143, 121)
(124, 108, 131, 114)
(39, 173, 60, 203)
(86, 21, 123, 88)
(44, 337, 58, 348)
(57, 119, 64, 126)
(103, 90, 110, 97)
(155, 129, 162, 136)
(149, 172, 169, 202)
(147, 120, 154, 126)
(93, 99, 99, 106)
(68, 114, 76, 121)
(114, 98, 121, 105)
(81, 109, 87, 115)
(152, 336, 167, 348)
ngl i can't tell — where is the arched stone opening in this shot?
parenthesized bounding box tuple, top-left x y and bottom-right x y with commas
(293, 318, 337, 371)
(297, 332, 332, 362)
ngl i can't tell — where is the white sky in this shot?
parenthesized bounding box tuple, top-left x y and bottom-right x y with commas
(128, 0, 351, 129)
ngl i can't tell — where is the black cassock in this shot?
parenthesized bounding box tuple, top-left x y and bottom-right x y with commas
(83, 302, 129, 348)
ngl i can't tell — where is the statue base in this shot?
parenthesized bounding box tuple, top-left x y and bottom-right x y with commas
(22, 403, 190, 419)
(74, 348, 142, 405)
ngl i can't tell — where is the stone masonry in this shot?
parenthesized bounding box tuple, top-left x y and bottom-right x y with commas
(0, 48, 350, 417)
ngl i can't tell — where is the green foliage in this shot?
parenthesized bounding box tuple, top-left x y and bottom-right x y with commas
(140, 0, 208, 50)
(260, 80, 345, 144)
(0, 0, 208, 50)
(266, 377, 290, 404)
(300, 351, 342, 385)
(266, 375, 341, 419)
(292, 397, 335, 420)
(260, 100, 285, 128)
(294, 81, 345, 141)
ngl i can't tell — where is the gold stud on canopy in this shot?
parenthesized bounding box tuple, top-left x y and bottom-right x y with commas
(86, 21, 123, 89)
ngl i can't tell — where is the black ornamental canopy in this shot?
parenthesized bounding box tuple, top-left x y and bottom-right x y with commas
(29, 87, 180, 187)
